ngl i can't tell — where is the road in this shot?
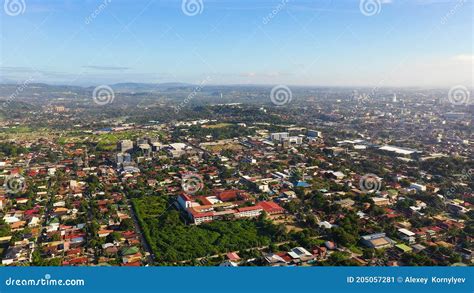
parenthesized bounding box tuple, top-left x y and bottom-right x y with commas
(127, 201, 155, 265)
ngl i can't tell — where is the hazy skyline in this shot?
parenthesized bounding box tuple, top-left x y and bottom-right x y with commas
(1, 0, 473, 87)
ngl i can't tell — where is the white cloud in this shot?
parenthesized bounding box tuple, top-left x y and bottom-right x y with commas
(452, 54, 474, 63)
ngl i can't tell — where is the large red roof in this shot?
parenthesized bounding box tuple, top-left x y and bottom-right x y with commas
(258, 201, 285, 214)
(188, 208, 215, 218)
(217, 190, 239, 201)
(236, 206, 262, 212)
(179, 194, 193, 202)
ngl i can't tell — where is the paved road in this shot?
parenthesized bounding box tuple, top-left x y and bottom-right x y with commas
(127, 201, 155, 265)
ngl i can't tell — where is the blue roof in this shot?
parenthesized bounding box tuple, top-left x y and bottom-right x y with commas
(296, 181, 310, 188)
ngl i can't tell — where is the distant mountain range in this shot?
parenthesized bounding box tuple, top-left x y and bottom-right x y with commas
(108, 82, 195, 91)
(0, 82, 275, 95)
(0, 82, 198, 94)
(0, 81, 451, 93)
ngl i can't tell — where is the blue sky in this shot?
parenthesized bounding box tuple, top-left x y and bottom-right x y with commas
(1, 0, 472, 87)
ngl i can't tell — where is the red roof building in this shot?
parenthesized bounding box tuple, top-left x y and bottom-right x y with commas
(216, 190, 239, 202)
(227, 252, 241, 261)
(257, 201, 285, 215)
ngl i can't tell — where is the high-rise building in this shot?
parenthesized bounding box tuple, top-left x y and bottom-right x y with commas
(270, 132, 289, 141)
(116, 152, 132, 166)
(307, 130, 323, 138)
(118, 140, 134, 153)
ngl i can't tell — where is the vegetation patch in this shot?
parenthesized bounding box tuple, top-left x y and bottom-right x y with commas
(131, 196, 280, 263)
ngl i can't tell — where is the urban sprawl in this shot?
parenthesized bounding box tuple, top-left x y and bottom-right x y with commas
(0, 84, 472, 267)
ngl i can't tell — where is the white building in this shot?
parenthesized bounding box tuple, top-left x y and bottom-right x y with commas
(282, 136, 303, 146)
(398, 228, 416, 244)
(307, 130, 323, 138)
(235, 206, 262, 218)
(270, 132, 289, 141)
(118, 140, 134, 153)
(410, 183, 427, 192)
(177, 194, 200, 209)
